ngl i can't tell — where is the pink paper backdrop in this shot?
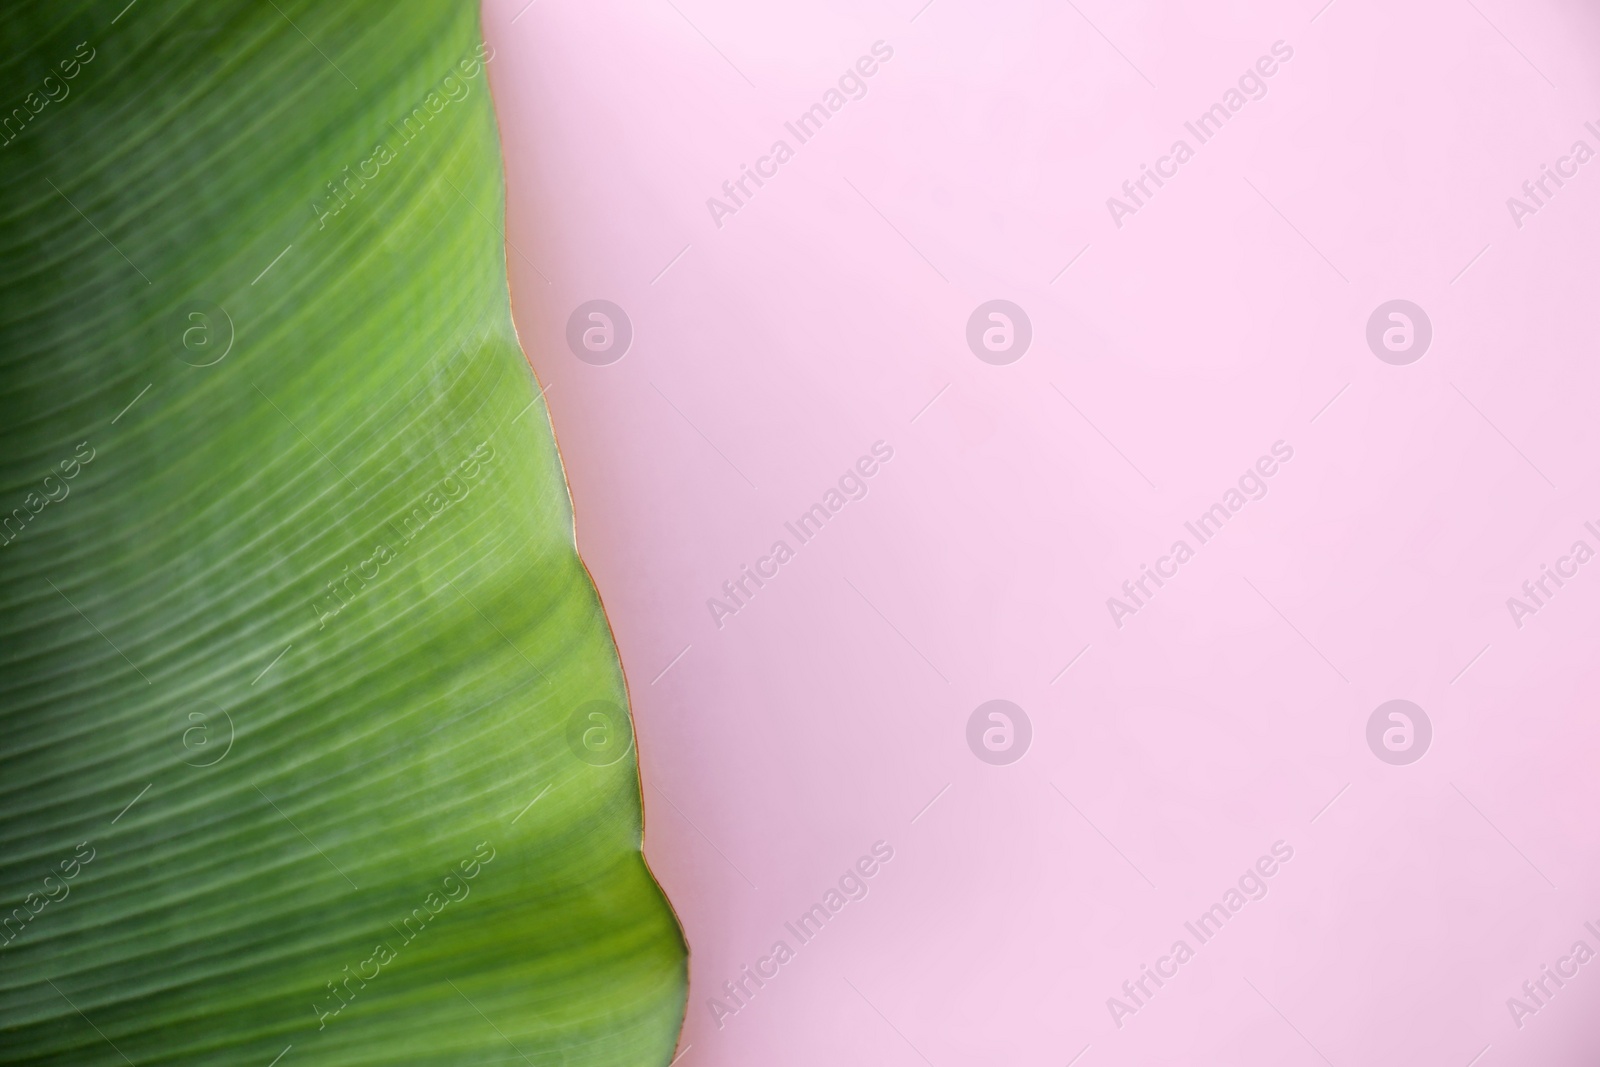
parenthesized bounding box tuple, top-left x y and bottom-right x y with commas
(485, 0, 1600, 1063)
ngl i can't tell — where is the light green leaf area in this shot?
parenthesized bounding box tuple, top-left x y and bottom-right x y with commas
(0, 2, 686, 1064)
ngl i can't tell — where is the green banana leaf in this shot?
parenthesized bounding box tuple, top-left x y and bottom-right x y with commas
(0, 2, 687, 1063)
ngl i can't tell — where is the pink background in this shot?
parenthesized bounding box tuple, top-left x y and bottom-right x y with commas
(485, 0, 1600, 1063)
